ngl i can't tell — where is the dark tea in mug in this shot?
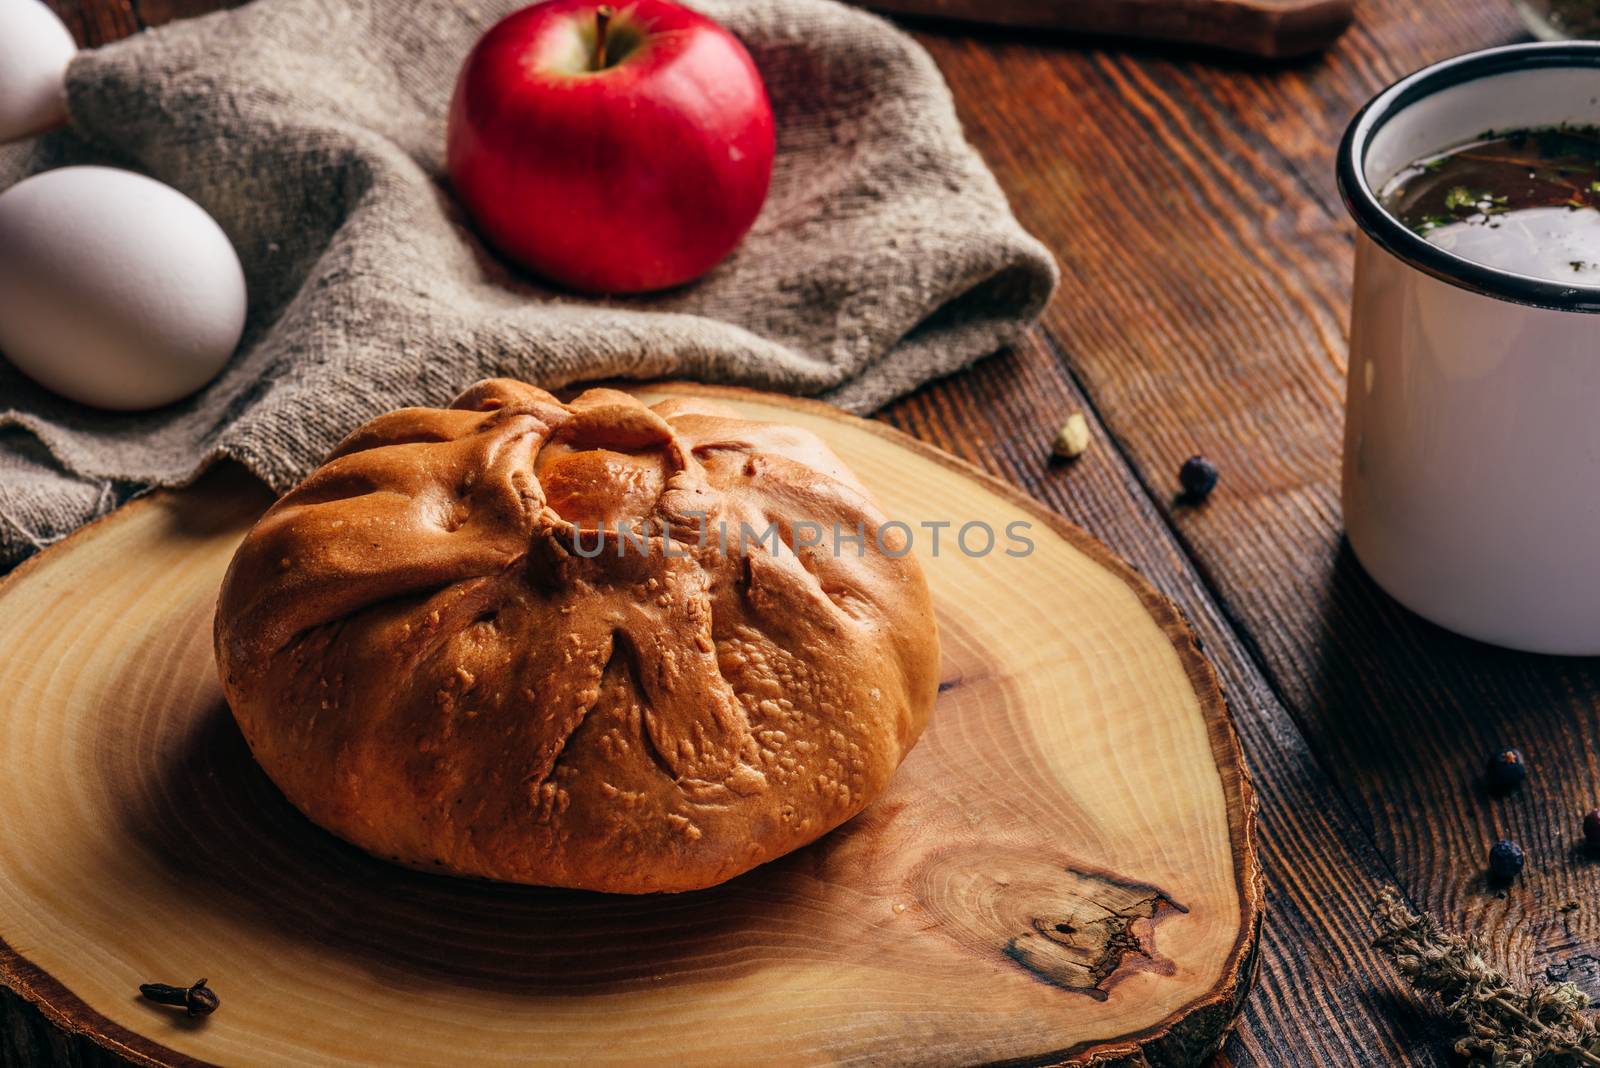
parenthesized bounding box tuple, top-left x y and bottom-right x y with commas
(1378, 125, 1600, 284)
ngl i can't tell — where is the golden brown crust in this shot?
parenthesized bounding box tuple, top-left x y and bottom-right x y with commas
(214, 379, 941, 893)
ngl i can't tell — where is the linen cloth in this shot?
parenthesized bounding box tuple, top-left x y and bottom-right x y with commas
(0, 0, 1057, 566)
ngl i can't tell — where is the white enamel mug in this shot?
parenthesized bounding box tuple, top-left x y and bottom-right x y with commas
(1338, 43, 1600, 655)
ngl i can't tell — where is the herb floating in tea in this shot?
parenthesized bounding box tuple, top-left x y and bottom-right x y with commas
(1372, 890, 1600, 1067)
(139, 977, 219, 1018)
(1380, 125, 1600, 284)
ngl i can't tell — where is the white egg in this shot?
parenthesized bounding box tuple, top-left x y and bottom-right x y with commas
(0, 1, 77, 143)
(0, 166, 247, 410)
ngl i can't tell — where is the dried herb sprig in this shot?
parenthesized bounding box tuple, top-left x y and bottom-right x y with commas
(1373, 890, 1600, 1067)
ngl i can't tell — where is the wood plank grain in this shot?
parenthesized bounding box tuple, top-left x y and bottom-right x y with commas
(12, 0, 1494, 1062)
(48, 0, 139, 46)
(906, 0, 1600, 1048)
(131, 0, 245, 29)
(0, 357, 1421, 1064)
(885, 333, 1448, 1067)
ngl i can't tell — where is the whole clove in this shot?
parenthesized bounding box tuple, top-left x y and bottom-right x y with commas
(139, 978, 219, 1018)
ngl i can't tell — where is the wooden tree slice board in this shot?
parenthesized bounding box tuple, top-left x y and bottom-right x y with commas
(861, 0, 1353, 58)
(0, 384, 1260, 1067)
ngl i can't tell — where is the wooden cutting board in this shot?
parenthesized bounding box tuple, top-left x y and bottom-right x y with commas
(0, 384, 1260, 1067)
(863, 0, 1354, 57)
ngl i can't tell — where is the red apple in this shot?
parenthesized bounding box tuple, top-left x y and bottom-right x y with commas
(446, 0, 775, 294)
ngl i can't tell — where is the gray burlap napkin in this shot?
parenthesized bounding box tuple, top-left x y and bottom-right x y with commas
(0, 0, 1056, 568)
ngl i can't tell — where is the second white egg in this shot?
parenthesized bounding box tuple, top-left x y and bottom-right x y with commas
(0, 1, 77, 143)
(0, 166, 248, 411)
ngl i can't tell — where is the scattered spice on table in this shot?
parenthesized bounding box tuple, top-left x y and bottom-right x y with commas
(1489, 839, 1525, 881)
(1178, 455, 1219, 501)
(1487, 747, 1528, 791)
(1372, 890, 1600, 1067)
(1584, 809, 1600, 852)
(1051, 414, 1091, 460)
(138, 978, 219, 1017)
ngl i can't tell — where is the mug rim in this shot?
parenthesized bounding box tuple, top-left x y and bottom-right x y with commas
(1337, 41, 1600, 313)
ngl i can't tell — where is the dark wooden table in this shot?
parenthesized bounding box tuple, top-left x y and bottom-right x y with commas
(6, 0, 1573, 1064)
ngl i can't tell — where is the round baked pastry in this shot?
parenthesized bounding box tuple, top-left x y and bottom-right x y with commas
(215, 380, 940, 893)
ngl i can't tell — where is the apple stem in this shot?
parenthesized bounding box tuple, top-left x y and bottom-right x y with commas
(593, 5, 615, 70)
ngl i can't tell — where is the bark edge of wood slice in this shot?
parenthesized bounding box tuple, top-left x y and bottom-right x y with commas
(0, 383, 1261, 1067)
